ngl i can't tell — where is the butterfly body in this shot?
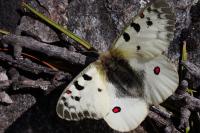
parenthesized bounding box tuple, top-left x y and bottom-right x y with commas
(98, 50, 145, 98)
(57, 0, 179, 132)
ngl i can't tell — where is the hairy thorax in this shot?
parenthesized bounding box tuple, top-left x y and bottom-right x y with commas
(97, 49, 145, 98)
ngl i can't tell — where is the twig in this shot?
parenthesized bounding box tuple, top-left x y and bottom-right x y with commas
(148, 111, 180, 133)
(182, 61, 200, 79)
(0, 52, 71, 77)
(1, 34, 87, 65)
(166, 80, 200, 130)
(150, 106, 172, 119)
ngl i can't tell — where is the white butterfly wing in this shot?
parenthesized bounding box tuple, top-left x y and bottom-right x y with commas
(128, 55, 179, 105)
(111, 0, 179, 105)
(143, 55, 179, 105)
(57, 62, 149, 132)
(56, 63, 110, 120)
(103, 83, 148, 132)
(99, 56, 178, 131)
(113, 0, 175, 58)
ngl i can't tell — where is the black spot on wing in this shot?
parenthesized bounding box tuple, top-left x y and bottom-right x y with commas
(78, 112, 84, 119)
(64, 110, 71, 119)
(74, 81, 84, 90)
(61, 96, 66, 101)
(147, 7, 152, 13)
(71, 96, 81, 101)
(83, 111, 90, 117)
(146, 20, 153, 26)
(147, 6, 165, 19)
(98, 88, 102, 92)
(147, 7, 159, 14)
(123, 32, 130, 42)
(64, 102, 68, 107)
(71, 113, 78, 120)
(137, 45, 141, 50)
(74, 96, 81, 101)
(82, 74, 92, 80)
(91, 113, 97, 118)
(131, 23, 140, 32)
(146, 17, 153, 27)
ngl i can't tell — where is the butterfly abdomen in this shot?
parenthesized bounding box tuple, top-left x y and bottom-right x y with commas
(98, 50, 144, 97)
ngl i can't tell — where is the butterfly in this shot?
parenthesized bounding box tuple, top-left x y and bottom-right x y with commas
(56, 0, 179, 132)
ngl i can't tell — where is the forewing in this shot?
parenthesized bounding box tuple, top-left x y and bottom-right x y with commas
(56, 63, 110, 120)
(110, 0, 178, 105)
(113, 0, 175, 58)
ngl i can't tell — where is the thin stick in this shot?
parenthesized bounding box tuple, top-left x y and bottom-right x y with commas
(22, 2, 94, 50)
(0, 29, 10, 35)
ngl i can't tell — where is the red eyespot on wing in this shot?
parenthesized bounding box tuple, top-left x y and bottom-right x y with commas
(140, 12, 145, 18)
(112, 106, 121, 113)
(66, 90, 72, 94)
(154, 66, 160, 75)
